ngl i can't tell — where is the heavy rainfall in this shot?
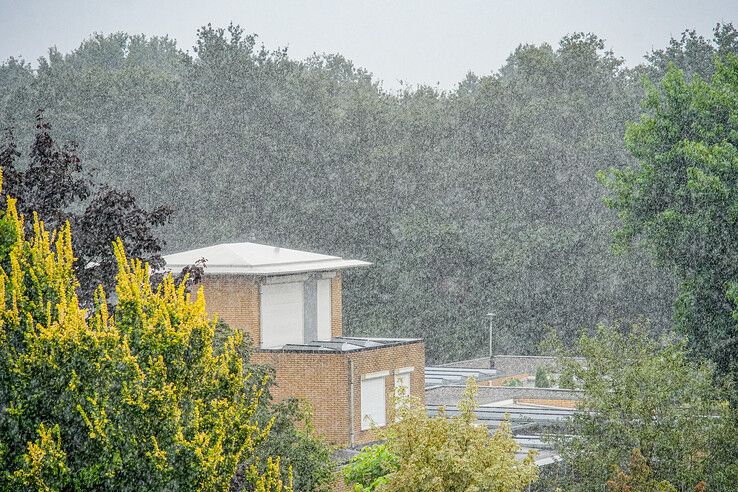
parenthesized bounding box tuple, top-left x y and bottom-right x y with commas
(0, 2, 737, 491)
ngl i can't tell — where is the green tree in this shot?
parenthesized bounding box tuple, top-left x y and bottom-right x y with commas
(606, 449, 680, 492)
(599, 54, 738, 381)
(550, 326, 738, 490)
(0, 195, 290, 490)
(344, 380, 538, 492)
(534, 366, 550, 388)
(644, 23, 738, 81)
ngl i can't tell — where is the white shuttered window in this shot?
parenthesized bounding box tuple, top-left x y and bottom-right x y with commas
(360, 374, 387, 430)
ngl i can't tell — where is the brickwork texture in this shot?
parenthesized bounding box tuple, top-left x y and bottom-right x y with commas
(252, 341, 425, 446)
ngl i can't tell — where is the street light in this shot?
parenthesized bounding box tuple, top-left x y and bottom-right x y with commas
(486, 311, 496, 367)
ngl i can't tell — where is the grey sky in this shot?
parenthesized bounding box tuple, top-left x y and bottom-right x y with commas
(1, 0, 735, 91)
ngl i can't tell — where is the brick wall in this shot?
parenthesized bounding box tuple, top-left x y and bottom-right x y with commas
(252, 341, 425, 446)
(516, 398, 577, 408)
(198, 275, 261, 345)
(252, 350, 351, 444)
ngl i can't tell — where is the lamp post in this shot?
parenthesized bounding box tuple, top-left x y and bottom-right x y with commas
(486, 311, 496, 368)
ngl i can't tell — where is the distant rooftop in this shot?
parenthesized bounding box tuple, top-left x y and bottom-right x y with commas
(162, 242, 372, 275)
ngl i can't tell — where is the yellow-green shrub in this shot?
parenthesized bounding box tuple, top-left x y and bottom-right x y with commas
(0, 194, 291, 491)
(345, 379, 538, 492)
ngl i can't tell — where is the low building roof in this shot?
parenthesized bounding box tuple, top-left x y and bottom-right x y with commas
(260, 336, 422, 353)
(162, 242, 372, 275)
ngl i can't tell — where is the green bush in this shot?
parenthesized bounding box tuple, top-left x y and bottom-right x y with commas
(551, 325, 738, 490)
(557, 370, 575, 389)
(343, 444, 398, 491)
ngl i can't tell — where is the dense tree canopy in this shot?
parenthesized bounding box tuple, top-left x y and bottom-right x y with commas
(1, 23, 735, 361)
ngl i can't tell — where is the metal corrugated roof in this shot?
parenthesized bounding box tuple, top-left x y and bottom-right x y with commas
(162, 242, 372, 275)
(424, 366, 499, 387)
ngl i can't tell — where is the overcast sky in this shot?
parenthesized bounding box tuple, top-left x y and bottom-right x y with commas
(1, 0, 736, 91)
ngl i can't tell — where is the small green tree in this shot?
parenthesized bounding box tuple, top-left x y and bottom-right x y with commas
(535, 367, 551, 388)
(0, 195, 291, 490)
(344, 379, 538, 492)
(557, 370, 575, 389)
(551, 325, 738, 490)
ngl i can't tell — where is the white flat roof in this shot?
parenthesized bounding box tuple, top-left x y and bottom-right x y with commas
(162, 242, 372, 275)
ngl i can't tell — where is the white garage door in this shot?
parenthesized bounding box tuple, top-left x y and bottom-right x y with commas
(260, 282, 304, 348)
(361, 375, 387, 430)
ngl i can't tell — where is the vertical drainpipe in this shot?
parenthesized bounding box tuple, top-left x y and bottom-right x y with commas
(348, 358, 355, 446)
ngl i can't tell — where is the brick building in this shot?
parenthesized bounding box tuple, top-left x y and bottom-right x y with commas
(163, 242, 425, 446)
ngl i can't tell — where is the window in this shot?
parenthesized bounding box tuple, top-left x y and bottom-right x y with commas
(360, 372, 388, 430)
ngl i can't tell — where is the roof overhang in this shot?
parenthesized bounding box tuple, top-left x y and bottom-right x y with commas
(163, 258, 371, 276)
(161, 242, 372, 276)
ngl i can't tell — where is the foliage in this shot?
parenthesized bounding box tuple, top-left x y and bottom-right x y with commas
(557, 370, 575, 390)
(503, 377, 524, 387)
(342, 444, 398, 492)
(0, 113, 171, 302)
(343, 380, 538, 492)
(0, 195, 290, 490)
(606, 448, 680, 492)
(534, 367, 551, 388)
(599, 53, 738, 383)
(213, 320, 334, 492)
(549, 325, 738, 490)
(644, 23, 738, 81)
(257, 399, 334, 492)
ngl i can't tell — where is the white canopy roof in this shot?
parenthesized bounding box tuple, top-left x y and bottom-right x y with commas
(162, 242, 372, 275)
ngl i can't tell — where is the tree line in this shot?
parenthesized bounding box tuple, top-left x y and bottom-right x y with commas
(0, 24, 735, 364)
